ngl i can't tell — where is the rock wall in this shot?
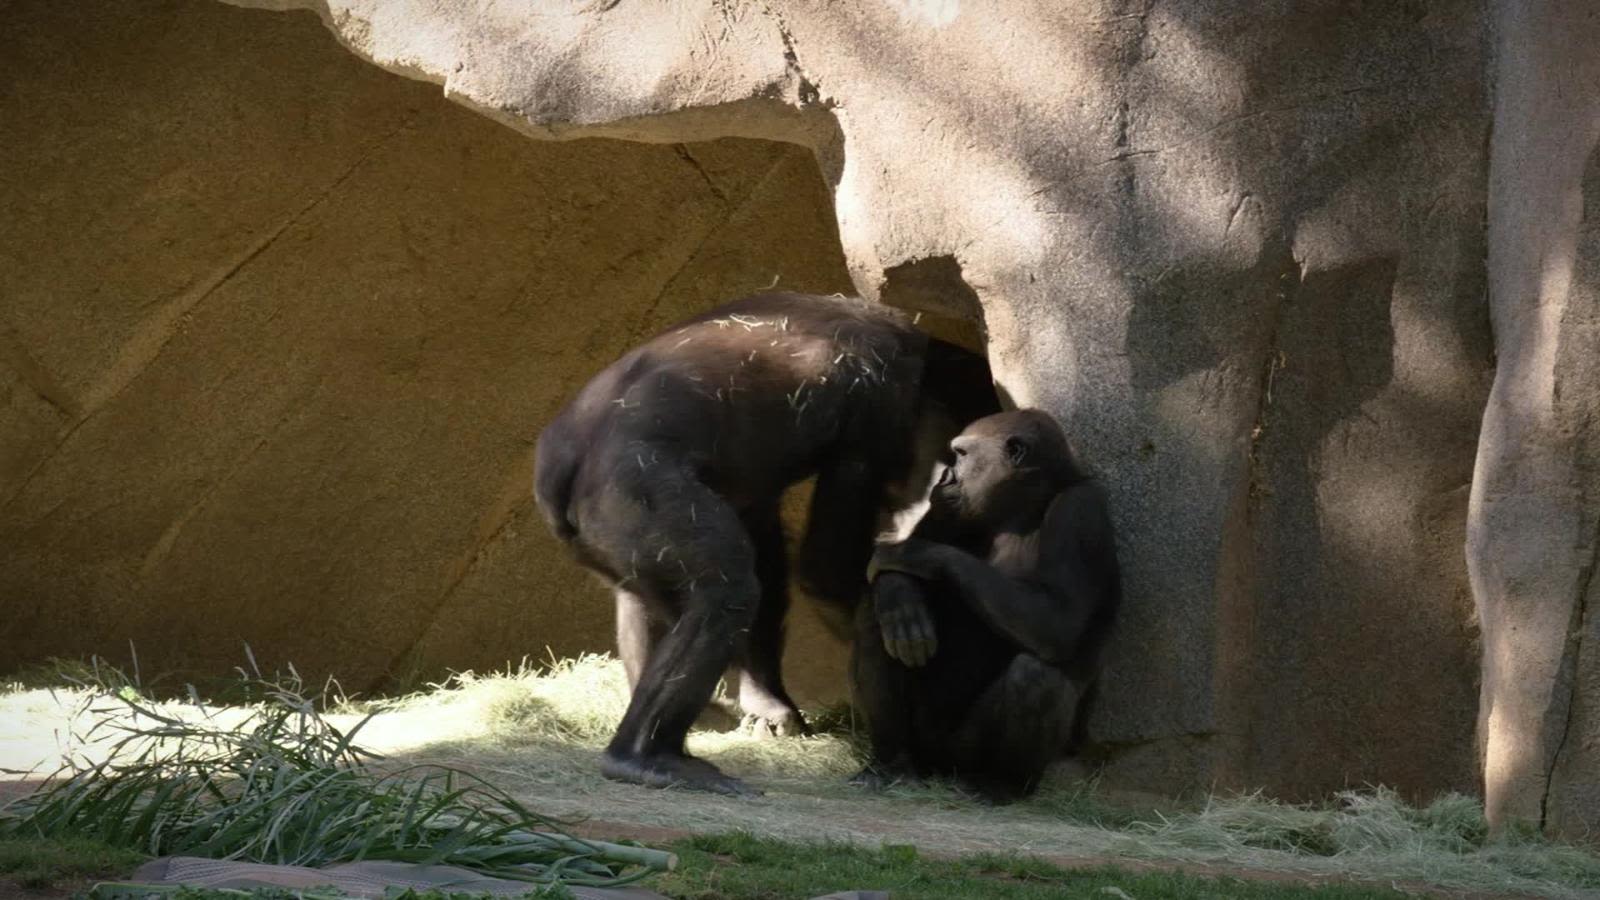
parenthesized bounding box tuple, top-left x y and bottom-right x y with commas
(1472, 0, 1600, 840)
(219, 0, 1492, 804)
(0, 0, 855, 703)
(5, 0, 1599, 838)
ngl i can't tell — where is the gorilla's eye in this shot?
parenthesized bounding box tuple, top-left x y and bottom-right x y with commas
(1005, 437, 1030, 466)
(953, 446, 968, 458)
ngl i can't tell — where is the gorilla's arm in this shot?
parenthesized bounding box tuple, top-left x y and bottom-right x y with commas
(870, 483, 1118, 667)
(796, 456, 889, 621)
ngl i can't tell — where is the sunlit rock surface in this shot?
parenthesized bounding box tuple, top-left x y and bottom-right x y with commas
(1471, 1, 1600, 841)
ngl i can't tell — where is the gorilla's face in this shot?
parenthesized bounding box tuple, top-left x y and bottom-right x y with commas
(931, 410, 1067, 527)
(934, 431, 1016, 516)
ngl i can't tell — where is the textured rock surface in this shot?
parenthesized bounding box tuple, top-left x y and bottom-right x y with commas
(0, 0, 854, 702)
(4, 0, 1598, 837)
(1471, 1, 1600, 838)
(216, 0, 1493, 803)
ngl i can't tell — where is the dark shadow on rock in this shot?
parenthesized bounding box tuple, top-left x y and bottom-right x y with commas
(1268, 257, 1399, 435)
(878, 255, 985, 323)
(1124, 245, 1296, 393)
(1247, 255, 1415, 797)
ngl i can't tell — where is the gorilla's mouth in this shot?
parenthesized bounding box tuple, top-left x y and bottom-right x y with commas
(929, 465, 961, 510)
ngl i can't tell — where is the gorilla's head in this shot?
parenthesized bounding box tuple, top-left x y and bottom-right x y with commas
(931, 409, 1079, 528)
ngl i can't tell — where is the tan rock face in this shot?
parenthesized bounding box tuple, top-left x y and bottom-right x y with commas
(0, 0, 853, 703)
(4, 0, 1597, 839)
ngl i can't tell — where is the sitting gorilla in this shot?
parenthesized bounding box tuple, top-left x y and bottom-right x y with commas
(852, 409, 1121, 801)
(534, 291, 996, 796)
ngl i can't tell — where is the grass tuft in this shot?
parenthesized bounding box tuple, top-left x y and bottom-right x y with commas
(86, 884, 575, 900)
(658, 830, 1413, 899)
(0, 836, 146, 889)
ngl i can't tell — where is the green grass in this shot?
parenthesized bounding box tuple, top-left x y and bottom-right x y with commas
(88, 887, 574, 900)
(0, 836, 145, 889)
(653, 832, 1411, 899)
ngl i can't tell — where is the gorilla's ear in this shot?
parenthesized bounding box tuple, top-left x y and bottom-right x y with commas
(1005, 436, 1030, 467)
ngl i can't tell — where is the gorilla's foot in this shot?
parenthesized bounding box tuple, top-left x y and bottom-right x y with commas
(956, 778, 1028, 806)
(739, 709, 810, 739)
(736, 677, 811, 739)
(847, 761, 921, 791)
(600, 750, 760, 797)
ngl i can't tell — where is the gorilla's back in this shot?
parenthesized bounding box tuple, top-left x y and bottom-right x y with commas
(535, 292, 928, 531)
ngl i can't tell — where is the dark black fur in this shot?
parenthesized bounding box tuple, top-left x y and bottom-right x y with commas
(534, 291, 996, 795)
(851, 409, 1121, 801)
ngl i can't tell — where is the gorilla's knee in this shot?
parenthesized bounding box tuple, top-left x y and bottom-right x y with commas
(1006, 653, 1053, 682)
(1004, 654, 1079, 714)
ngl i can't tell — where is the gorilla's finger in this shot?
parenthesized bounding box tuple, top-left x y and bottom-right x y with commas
(902, 622, 932, 667)
(899, 609, 925, 647)
(916, 615, 938, 661)
(906, 637, 930, 668)
(896, 608, 921, 637)
(888, 634, 923, 668)
(882, 633, 907, 665)
(898, 637, 922, 667)
(892, 632, 917, 667)
(895, 641, 919, 668)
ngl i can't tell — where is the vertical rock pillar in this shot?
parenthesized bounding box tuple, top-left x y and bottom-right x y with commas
(1473, 0, 1600, 837)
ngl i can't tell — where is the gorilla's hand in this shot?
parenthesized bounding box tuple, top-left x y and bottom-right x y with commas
(867, 538, 941, 582)
(873, 573, 938, 667)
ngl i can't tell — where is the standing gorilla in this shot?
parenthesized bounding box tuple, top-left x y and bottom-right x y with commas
(534, 292, 995, 795)
(854, 409, 1121, 801)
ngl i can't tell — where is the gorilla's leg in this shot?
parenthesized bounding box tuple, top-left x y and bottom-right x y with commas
(734, 504, 807, 737)
(620, 589, 747, 730)
(848, 584, 922, 788)
(581, 465, 763, 796)
(950, 653, 1078, 802)
(615, 588, 662, 693)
